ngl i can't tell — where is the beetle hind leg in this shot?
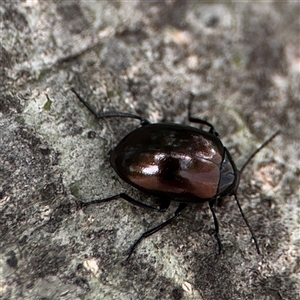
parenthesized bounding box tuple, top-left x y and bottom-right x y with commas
(126, 202, 188, 260)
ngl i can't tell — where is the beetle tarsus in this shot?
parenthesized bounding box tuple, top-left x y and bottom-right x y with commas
(213, 226, 223, 254)
(217, 237, 224, 254)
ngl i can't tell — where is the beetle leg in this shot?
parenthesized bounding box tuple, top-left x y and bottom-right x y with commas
(188, 93, 219, 137)
(126, 202, 188, 260)
(71, 88, 150, 126)
(208, 199, 223, 253)
(79, 193, 166, 212)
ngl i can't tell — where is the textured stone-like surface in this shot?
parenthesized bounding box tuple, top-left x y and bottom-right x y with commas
(1, 1, 299, 299)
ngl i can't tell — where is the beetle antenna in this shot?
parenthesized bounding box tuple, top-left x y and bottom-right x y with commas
(239, 130, 280, 174)
(234, 194, 260, 254)
(235, 130, 280, 254)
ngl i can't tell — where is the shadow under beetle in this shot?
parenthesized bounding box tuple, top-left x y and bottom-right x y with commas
(71, 88, 280, 260)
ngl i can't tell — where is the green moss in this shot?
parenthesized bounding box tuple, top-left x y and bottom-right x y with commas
(43, 95, 52, 111)
(69, 183, 79, 198)
(232, 53, 243, 68)
(15, 115, 26, 125)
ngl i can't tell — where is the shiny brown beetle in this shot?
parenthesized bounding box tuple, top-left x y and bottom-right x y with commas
(71, 88, 279, 259)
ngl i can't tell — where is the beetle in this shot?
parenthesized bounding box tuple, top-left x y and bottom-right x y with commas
(71, 88, 279, 260)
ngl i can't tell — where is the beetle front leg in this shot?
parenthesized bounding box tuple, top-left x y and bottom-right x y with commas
(208, 199, 223, 253)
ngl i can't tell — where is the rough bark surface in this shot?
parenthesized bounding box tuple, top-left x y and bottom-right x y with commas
(1, 1, 299, 300)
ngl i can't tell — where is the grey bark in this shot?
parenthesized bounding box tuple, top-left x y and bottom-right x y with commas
(1, 1, 299, 300)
